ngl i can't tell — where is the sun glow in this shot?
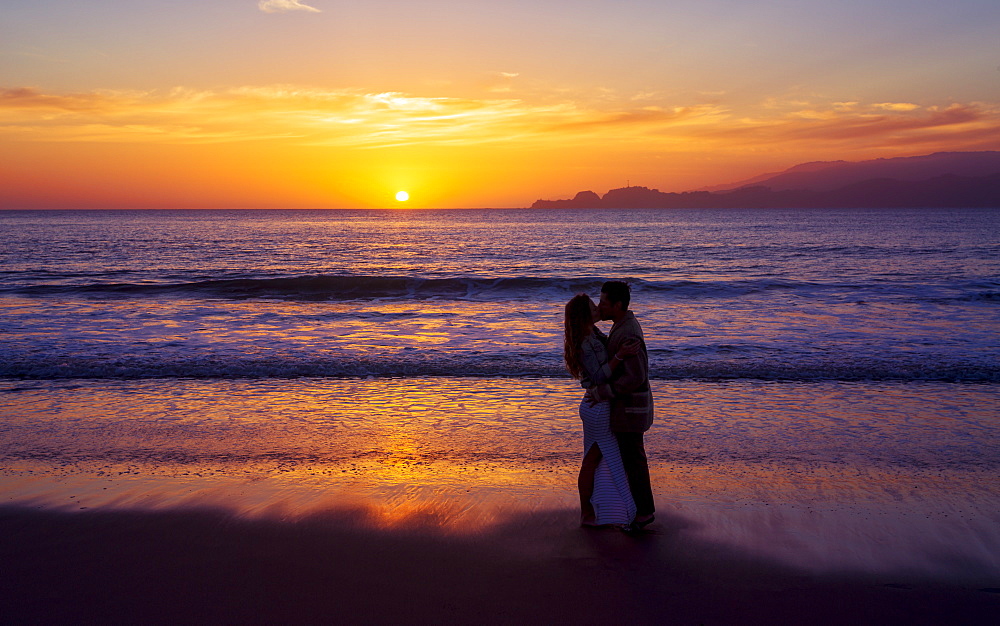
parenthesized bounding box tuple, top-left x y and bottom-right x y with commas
(2, 84, 998, 209)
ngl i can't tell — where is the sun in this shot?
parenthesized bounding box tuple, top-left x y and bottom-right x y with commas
(395, 191, 409, 202)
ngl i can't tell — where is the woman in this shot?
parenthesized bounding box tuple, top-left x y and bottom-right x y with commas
(564, 293, 638, 528)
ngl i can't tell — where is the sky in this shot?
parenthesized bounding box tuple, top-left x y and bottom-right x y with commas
(2, 0, 999, 208)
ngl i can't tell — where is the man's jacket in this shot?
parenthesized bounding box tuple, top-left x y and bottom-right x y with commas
(590, 311, 654, 432)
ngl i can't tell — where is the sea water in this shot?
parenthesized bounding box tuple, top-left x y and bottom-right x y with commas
(1, 208, 999, 578)
(1, 207, 997, 381)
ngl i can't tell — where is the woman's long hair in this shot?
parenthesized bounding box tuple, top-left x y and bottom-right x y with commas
(564, 293, 595, 380)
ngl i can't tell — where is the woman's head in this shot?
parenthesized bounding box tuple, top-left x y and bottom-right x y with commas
(564, 294, 597, 379)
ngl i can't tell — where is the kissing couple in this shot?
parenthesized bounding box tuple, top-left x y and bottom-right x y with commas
(564, 281, 655, 532)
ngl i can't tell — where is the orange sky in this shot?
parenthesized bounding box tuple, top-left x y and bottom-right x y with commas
(2, 1, 999, 208)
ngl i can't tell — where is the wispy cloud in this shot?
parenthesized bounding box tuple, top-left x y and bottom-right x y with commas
(683, 100, 1000, 161)
(1, 86, 998, 157)
(0, 86, 554, 146)
(874, 102, 921, 112)
(548, 105, 727, 133)
(484, 72, 521, 94)
(258, 0, 321, 14)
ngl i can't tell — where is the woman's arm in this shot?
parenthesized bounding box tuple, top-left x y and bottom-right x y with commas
(580, 333, 637, 388)
(579, 336, 613, 387)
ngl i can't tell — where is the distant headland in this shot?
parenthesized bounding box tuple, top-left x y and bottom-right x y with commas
(531, 151, 1000, 209)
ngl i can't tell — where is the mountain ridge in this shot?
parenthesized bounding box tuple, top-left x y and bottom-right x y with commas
(532, 151, 1000, 209)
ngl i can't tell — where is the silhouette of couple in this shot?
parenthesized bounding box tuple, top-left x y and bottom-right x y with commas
(564, 281, 655, 532)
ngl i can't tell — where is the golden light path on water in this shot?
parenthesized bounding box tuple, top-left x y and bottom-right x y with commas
(2, 378, 999, 579)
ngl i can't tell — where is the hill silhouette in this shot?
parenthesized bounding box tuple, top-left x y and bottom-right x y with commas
(532, 151, 1000, 209)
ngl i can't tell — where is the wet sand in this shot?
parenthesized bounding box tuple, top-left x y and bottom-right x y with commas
(2, 378, 999, 622)
(2, 504, 998, 625)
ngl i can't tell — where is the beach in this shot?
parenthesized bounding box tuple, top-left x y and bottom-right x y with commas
(5, 0, 1000, 615)
(2, 207, 998, 622)
(2, 377, 999, 623)
(4, 505, 998, 625)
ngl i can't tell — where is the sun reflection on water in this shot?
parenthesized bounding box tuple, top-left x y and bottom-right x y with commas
(2, 377, 999, 574)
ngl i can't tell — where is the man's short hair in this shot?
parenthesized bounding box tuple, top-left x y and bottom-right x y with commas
(601, 280, 630, 310)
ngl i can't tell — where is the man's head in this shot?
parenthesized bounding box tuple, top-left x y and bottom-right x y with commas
(598, 280, 630, 321)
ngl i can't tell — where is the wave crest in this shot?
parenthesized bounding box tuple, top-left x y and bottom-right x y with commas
(3, 354, 997, 383)
(7, 274, 997, 304)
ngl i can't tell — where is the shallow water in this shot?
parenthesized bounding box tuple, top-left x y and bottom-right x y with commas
(3, 377, 998, 580)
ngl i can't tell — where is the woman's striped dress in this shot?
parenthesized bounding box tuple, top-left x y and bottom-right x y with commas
(578, 328, 637, 526)
(580, 398, 636, 525)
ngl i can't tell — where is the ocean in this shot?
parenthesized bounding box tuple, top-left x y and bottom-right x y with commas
(2, 207, 997, 381)
(1, 207, 999, 579)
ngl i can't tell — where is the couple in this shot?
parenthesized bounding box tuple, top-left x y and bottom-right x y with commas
(564, 281, 655, 531)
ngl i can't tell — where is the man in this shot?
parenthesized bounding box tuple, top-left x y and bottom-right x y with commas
(590, 280, 655, 528)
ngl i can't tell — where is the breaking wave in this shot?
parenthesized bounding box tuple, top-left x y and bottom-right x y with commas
(5, 273, 997, 304)
(2, 353, 997, 383)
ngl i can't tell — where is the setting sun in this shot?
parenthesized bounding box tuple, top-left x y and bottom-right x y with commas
(395, 191, 410, 202)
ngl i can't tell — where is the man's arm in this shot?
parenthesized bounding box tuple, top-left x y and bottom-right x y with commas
(609, 321, 647, 396)
(587, 326, 639, 403)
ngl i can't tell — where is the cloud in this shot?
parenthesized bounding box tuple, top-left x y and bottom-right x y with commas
(485, 72, 521, 94)
(0, 86, 558, 147)
(0, 86, 146, 113)
(548, 105, 727, 133)
(258, 0, 321, 14)
(688, 100, 1000, 158)
(874, 102, 921, 112)
(2, 86, 998, 159)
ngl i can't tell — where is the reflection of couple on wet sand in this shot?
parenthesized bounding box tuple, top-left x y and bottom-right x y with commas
(565, 280, 655, 532)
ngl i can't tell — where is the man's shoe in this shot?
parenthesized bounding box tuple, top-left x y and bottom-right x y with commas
(621, 515, 654, 534)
